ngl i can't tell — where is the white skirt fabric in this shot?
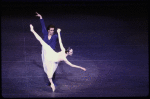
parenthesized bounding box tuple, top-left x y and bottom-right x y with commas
(41, 45, 58, 79)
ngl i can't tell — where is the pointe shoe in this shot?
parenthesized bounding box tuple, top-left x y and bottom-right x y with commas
(50, 84, 55, 92)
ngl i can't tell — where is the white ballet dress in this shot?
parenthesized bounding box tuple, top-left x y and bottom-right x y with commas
(41, 43, 59, 79)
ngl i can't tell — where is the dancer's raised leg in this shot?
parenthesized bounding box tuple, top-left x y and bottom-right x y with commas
(30, 24, 55, 55)
(30, 24, 48, 47)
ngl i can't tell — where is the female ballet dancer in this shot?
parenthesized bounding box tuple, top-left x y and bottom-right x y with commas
(30, 24, 86, 92)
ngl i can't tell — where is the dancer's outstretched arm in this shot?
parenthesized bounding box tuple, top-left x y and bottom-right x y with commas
(57, 28, 65, 51)
(64, 58, 86, 71)
(35, 12, 48, 35)
(30, 24, 47, 46)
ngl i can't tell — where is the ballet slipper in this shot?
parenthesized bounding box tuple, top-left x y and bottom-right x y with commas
(50, 83, 55, 92)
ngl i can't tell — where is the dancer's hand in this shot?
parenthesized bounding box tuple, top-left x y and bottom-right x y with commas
(30, 24, 34, 32)
(80, 67, 86, 71)
(35, 12, 42, 19)
(57, 28, 61, 33)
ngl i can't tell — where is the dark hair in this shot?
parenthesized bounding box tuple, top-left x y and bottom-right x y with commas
(65, 47, 72, 54)
(47, 25, 55, 31)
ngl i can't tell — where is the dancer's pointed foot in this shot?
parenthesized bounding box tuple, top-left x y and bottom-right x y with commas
(50, 84, 55, 92)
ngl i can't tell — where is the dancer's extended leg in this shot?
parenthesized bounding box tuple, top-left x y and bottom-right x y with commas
(31, 29, 49, 48)
(31, 27, 54, 53)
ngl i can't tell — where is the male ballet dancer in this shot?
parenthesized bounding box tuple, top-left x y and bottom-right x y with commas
(36, 12, 60, 86)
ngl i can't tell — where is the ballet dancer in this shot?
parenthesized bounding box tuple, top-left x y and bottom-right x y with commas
(30, 24, 86, 92)
(36, 12, 59, 85)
